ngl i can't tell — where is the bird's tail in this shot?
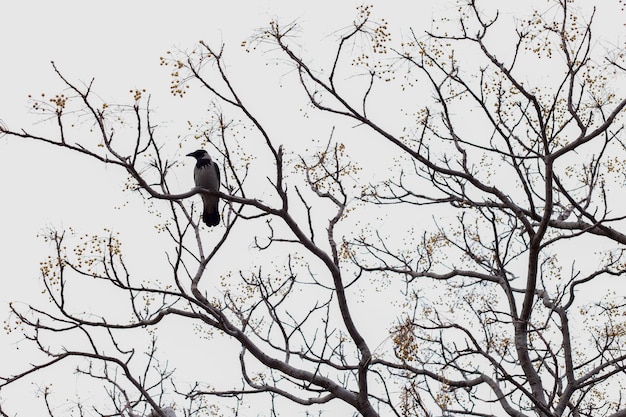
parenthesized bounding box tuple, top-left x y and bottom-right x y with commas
(202, 210, 220, 227)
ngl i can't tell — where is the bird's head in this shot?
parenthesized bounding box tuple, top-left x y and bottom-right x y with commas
(186, 149, 210, 160)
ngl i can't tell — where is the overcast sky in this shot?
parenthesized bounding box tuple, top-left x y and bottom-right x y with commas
(0, 1, 435, 412)
(1, 0, 624, 415)
(0, 1, 441, 313)
(0, 2, 366, 292)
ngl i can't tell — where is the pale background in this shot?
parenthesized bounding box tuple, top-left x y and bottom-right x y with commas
(1, 0, 623, 415)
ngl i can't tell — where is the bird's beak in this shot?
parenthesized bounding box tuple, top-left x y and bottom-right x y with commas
(186, 152, 194, 157)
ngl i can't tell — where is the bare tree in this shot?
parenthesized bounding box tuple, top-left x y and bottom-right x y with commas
(2, 1, 626, 416)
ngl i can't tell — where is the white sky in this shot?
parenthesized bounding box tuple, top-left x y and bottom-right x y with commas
(0, 2, 371, 298)
(0, 1, 437, 413)
(1, 0, 624, 415)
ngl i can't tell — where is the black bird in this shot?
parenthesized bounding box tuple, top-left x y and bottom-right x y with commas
(187, 149, 220, 226)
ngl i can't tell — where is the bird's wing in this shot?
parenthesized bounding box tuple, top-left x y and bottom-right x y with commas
(194, 162, 219, 196)
(215, 161, 220, 189)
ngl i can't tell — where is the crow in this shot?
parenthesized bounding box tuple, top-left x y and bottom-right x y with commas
(187, 149, 220, 226)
